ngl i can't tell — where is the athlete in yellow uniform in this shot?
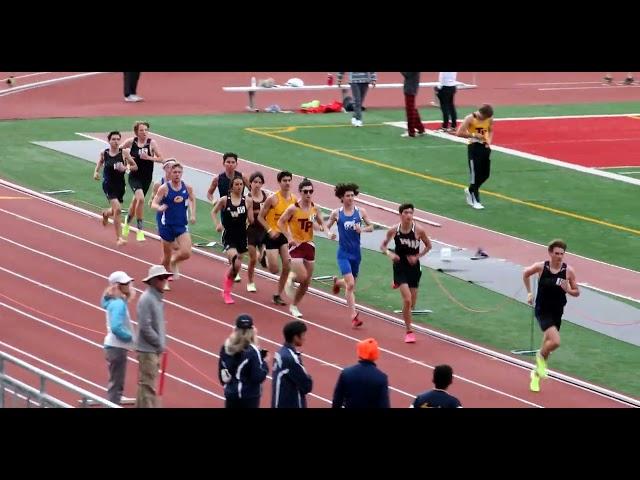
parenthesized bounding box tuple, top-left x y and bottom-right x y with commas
(278, 178, 331, 318)
(258, 170, 297, 306)
(456, 104, 494, 210)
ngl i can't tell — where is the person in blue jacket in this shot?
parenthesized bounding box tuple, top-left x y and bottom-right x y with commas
(332, 338, 390, 408)
(102, 271, 136, 404)
(218, 314, 269, 408)
(271, 320, 313, 408)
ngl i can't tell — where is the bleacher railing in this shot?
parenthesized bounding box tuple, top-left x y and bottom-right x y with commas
(0, 350, 120, 408)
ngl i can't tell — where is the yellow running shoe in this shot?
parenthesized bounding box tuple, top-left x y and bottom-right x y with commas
(136, 230, 145, 242)
(530, 370, 540, 392)
(535, 353, 548, 378)
(122, 223, 130, 237)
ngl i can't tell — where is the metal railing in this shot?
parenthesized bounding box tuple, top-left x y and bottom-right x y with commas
(0, 350, 120, 408)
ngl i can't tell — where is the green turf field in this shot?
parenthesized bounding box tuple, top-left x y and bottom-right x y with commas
(1, 100, 638, 397)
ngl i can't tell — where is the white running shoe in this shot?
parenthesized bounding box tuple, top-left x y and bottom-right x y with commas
(289, 304, 303, 318)
(472, 202, 485, 210)
(464, 188, 474, 207)
(124, 95, 143, 103)
(246, 282, 257, 292)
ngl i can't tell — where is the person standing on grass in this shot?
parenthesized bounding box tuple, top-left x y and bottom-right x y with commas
(271, 320, 313, 408)
(151, 162, 196, 290)
(456, 104, 494, 210)
(135, 265, 172, 408)
(412, 364, 462, 408)
(120, 121, 164, 241)
(258, 170, 297, 307)
(245, 172, 269, 293)
(523, 239, 580, 393)
(277, 178, 331, 319)
(400, 72, 426, 138)
(212, 176, 248, 304)
(325, 182, 374, 328)
(102, 271, 136, 404)
(93, 131, 137, 246)
(337, 72, 376, 127)
(380, 203, 432, 344)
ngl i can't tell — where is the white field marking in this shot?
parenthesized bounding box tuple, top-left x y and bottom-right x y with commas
(1, 72, 52, 81)
(0, 72, 105, 98)
(577, 283, 640, 305)
(596, 166, 640, 170)
(0, 261, 331, 405)
(516, 81, 603, 86)
(384, 122, 640, 188)
(539, 85, 640, 91)
(618, 171, 640, 175)
(3, 178, 639, 406)
(0, 215, 543, 407)
(0, 300, 226, 402)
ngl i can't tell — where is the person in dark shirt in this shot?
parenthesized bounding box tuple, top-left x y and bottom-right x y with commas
(523, 239, 580, 392)
(271, 320, 313, 408)
(413, 364, 462, 408)
(332, 338, 390, 408)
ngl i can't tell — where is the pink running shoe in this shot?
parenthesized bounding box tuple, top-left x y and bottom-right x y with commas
(351, 313, 363, 328)
(404, 332, 416, 343)
(223, 291, 235, 304)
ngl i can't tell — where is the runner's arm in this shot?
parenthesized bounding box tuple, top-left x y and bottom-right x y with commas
(123, 148, 137, 172)
(151, 184, 169, 211)
(187, 184, 196, 224)
(359, 207, 375, 233)
(211, 196, 226, 230)
(93, 151, 105, 180)
(416, 227, 432, 257)
(257, 194, 275, 232)
(147, 139, 164, 162)
(207, 176, 219, 203)
(523, 262, 544, 304)
(277, 204, 296, 243)
(380, 227, 399, 262)
(563, 266, 580, 297)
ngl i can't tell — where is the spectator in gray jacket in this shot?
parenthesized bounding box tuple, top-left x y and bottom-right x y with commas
(135, 265, 172, 408)
(337, 72, 377, 127)
(102, 270, 136, 404)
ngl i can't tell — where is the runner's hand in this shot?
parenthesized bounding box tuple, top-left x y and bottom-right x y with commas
(157, 204, 168, 213)
(268, 229, 279, 239)
(190, 217, 196, 225)
(407, 255, 419, 265)
(216, 223, 222, 232)
(390, 253, 400, 263)
(328, 232, 337, 240)
(527, 292, 534, 305)
(93, 172, 100, 181)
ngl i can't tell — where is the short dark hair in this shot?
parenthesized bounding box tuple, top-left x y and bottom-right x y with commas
(334, 182, 359, 199)
(277, 170, 293, 182)
(283, 320, 307, 343)
(478, 104, 494, 118)
(249, 171, 265, 184)
(298, 177, 313, 192)
(548, 239, 567, 252)
(223, 152, 238, 163)
(399, 203, 414, 214)
(133, 121, 150, 134)
(433, 364, 453, 390)
(107, 131, 121, 140)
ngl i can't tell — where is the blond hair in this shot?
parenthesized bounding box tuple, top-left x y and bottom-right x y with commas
(224, 327, 259, 355)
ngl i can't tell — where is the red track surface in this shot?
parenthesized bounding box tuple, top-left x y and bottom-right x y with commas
(491, 116, 640, 168)
(0, 184, 630, 407)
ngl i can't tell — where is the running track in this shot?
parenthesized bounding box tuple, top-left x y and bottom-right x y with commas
(0, 183, 630, 407)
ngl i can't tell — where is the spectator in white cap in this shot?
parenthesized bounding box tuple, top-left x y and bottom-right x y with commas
(135, 265, 172, 408)
(102, 270, 136, 404)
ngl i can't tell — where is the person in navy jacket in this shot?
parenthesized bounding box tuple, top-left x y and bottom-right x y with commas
(272, 321, 313, 408)
(218, 314, 269, 408)
(412, 364, 462, 408)
(332, 338, 390, 408)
